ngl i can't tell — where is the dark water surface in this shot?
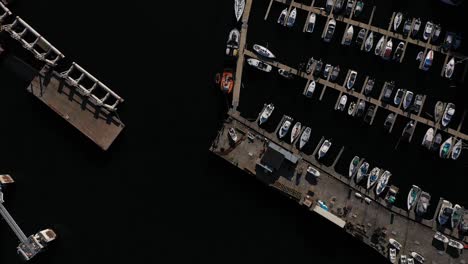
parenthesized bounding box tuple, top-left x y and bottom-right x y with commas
(0, 0, 466, 263)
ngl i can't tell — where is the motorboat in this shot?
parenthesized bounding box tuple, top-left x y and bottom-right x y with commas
(314, 59, 323, 76)
(439, 137, 453, 159)
(323, 19, 337, 43)
(228, 127, 238, 143)
(355, 162, 369, 183)
(278, 68, 294, 79)
(432, 24, 441, 43)
(412, 18, 421, 38)
(307, 166, 320, 177)
(383, 113, 395, 131)
(410, 252, 425, 264)
(364, 32, 374, 52)
(444, 57, 455, 79)
(411, 94, 423, 114)
(393, 12, 403, 31)
(305, 80, 316, 98)
(433, 232, 449, 244)
(344, 0, 354, 16)
(333, 0, 345, 13)
(382, 81, 395, 102)
(402, 90, 413, 110)
(415, 191, 430, 216)
(286, 8, 297, 27)
(448, 239, 464, 250)
(375, 35, 385, 56)
(290, 122, 302, 143)
(400, 255, 407, 264)
(421, 128, 434, 149)
(277, 8, 288, 25)
(336, 95, 347, 111)
(356, 100, 366, 117)
(306, 57, 315, 74)
(343, 25, 354, 46)
(331, 65, 340, 81)
(347, 101, 356, 115)
(375, 170, 391, 196)
(441, 103, 455, 127)
(367, 167, 380, 189)
(323, 64, 332, 79)
(422, 50, 434, 71)
(382, 39, 393, 59)
(306, 13, 316, 33)
(318, 140, 332, 159)
(363, 105, 375, 124)
(356, 28, 366, 45)
(402, 19, 412, 38)
(247, 58, 272, 72)
(407, 185, 421, 211)
(326, 0, 335, 14)
(354, 1, 364, 17)
(431, 133, 442, 152)
(438, 200, 453, 225)
(389, 248, 397, 264)
(394, 89, 405, 106)
(423, 21, 434, 41)
(278, 119, 292, 139)
(299, 127, 311, 149)
(451, 204, 463, 229)
(346, 70, 357, 89)
(234, 0, 246, 21)
(389, 238, 402, 251)
(393, 41, 404, 61)
(259, 103, 275, 125)
(253, 44, 275, 59)
(434, 101, 445, 123)
(451, 139, 462, 160)
(349, 156, 360, 178)
(363, 78, 374, 95)
(217, 69, 234, 94)
(226, 28, 240, 56)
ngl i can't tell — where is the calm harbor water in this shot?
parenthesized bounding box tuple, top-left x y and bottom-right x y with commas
(0, 0, 465, 263)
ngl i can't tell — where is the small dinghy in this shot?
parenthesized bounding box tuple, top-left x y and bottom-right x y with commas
(354, 1, 364, 17)
(431, 133, 442, 152)
(407, 185, 421, 211)
(364, 32, 374, 52)
(286, 8, 297, 27)
(402, 18, 412, 38)
(441, 103, 455, 127)
(421, 128, 434, 149)
(290, 122, 302, 143)
(247, 58, 272, 72)
(305, 80, 316, 98)
(306, 13, 316, 33)
(355, 162, 369, 184)
(278, 119, 291, 139)
(277, 8, 288, 25)
(226, 28, 240, 56)
(258, 103, 274, 125)
(422, 50, 434, 71)
(253, 44, 275, 59)
(451, 139, 462, 160)
(349, 156, 360, 178)
(367, 167, 381, 190)
(375, 35, 385, 56)
(382, 39, 393, 60)
(346, 70, 357, 89)
(434, 101, 445, 123)
(412, 18, 421, 38)
(356, 100, 366, 117)
(234, 0, 246, 22)
(376, 170, 391, 196)
(363, 78, 374, 95)
(228, 127, 238, 143)
(323, 19, 337, 43)
(278, 68, 294, 79)
(336, 95, 348, 111)
(343, 25, 354, 46)
(348, 101, 356, 115)
(299, 127, 311, 149)
(356, 28, 366, 45)
(394, 89, 405, 106)
(318, 140, 332, 159)
(394, 12, 403, 31)
(393, 41, 404, 61)
(331, 65, 340, 81)
(439, 137, 453, 159)
(423, 21, 433, 41)
(444, 57, 455, 79)
(402, 90, 413, 110)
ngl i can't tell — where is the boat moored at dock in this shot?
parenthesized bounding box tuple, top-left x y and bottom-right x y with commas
(421, 128, 434, 149)
(226, 29, 240, 56)
(234, 0, 245, 21)
(247, 58, 272, 72)
(407, 185, 421, 211)
(394, 12, 403, 31)
(346, 71, 357, 89)
(444, 57, 455, 79)
(415, 191, 431, 216)
(439, 137, 453, 158)
(286, 8, 297, 27)
(376, 170, 391, 196)
(318, 140, 332, 159)
(441, 103, 455, 127)
(343, 26, 354, 46)
(367, 167, 381, 189)
(277, 8, 287, 25)
(375, 35, 385, 56)
(422, 50, 434, 71)
(423, 21, 434, 41)
(305, 80, 316, 98)
(364, 32, 374, 52)
(306, 13, 316, 33)
(323, 19, 337, 43)
(451, 139, 462, 160)
(355, 162, 369, 183)
(299, 127, 311, 149)
(349, 156, 360, 178)
(438, 200, 453, 226)
(253, 44, 275, 59)
(336, 95, 348, 111)
(278, 119, 292, 139)
(433, 232, 449, 244)
(290, 122, 302, 143)
(451, 204, 464, 229)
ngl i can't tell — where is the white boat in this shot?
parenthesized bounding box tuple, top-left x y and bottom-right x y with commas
(228, 128, 238, 143)
(415, 191, 430, 216)
(247, 58, 272, 72)
(376, 170, 391, 195)
(286, 8, 297, 27)
(278, 68, 293, 79)
(290, 122, 302, 143)
(389, 248, 397, 264)
(442, 103, 455, 127)
(318, 140, 331, 159)
(374, 35, 385, 56)
(389, 238, 402, 251)
(451, 139, 462, 160)
(355, 162, 369, 183)
(438, 200, 453, 225)
(407, 258, 414, 264)
(400, 255, 407, 264)
(226, 28, 240, 56)
(323, 19, 337, 43)
(393, 12, 403, 31)
(349, 156, 360, 178)
(323, 64, 332, 79)
(259, 103, 275, 125)
(423, 21, 433, 41)
(421, 128, 434, 148)
(422, 50, 434, 71)
(307, 166, 320, 177)
(347, 102, 356, 115)
(412, 18, 421, 37)
(451, 204, 463, 229)
(278, 119, 291, 139)
(277, 8, 288, 25)
(331, 65, 340, 81)
(306, 13, 316, 33)
(407, 185, 421, 211)
(382, 39, 393, 59)
(234, 0, 246, 21)
(364, 32, 374, 52)
(410, 252, 425, 264)
(448, 239, 464, 250)
(253, 44, 275, 59)
(305, 80, 316, 98)
(346, 71, 357, 89)
(367, 167, 380, 190)
(402, 90, 414, 110)
(299, 127, 311, 149)
(445, 57, 455, 79)
(440, 137, 453, 159)
(343, 26, 354, 46)
(433, 232, 449, 244)
(434, 101, 445, 123)
(394, 89, 404, 106)
(337, 95, 347, 111)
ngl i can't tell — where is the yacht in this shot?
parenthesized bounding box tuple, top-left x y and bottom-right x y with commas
(394, 89, 405, 106)
(226, 28, 240, 56)
(347, 101, 356, 115)
(434, 101, 445, 123)
(228, 128, 238, 143)
(431, 133, 442, 152)
(382, 39, 393, 59)
(433, 232, 449, 244)
(306, 13, 316, 33)
(355, 162, 369, 183)
(422, 50, 434, 71)
(337, 95, 348, 111)
(421, 128, 434, 149)
(354, 1, 364, 17)
(356, 100, 366, 117)
(247, 58, 272, 72)
(451, 204, 463, 229)
(286, 8, 297, 27)
(323, 19, 337, 43)
(326, 0, 335, 14)
(415, 191, 430, 216)
(364, 32, 374, 52)
(451, 139, 462, 160)
(393, 12, 403, 31)
(349, 156, 360, 178)
(258, 103, 275, 125)
(444, 57, 455, 79)
(346, 71, 357, 89)
(356, 28, 366, 45)
(410, 252, 425, 264)
(441, 103, 455, 127)
(290, 122, 302, 143)
(411, 18, 421, 38)
(305, 80, 316, 98)
(331, 65, 340, 81)
(343, 26, 354, 46)
(253, 44, 275, 59)
(375, 35, 385, 56)
(402, 18, 412, 38)
(367, 167, 380, 189)
(278, 119, 292, 139)
(277, 8, 288, 25)
(407, 185, 421, 211)
(376, 170, 391, 196)
(393, 41, 404, 61)
(323, 64, 332, 79)
(299, 127, 311, 149)
(402, 90, 413, 110)
(438, 200, 453, 226)
(318, 140, 332, 159)
(384, 113, 395, 131)
(278, 68, 294, 79)
(234, 0, 246, 21)
(439, 137, 453, 159)
(363, 78, 374, 95)
(423, 21, 434, 40)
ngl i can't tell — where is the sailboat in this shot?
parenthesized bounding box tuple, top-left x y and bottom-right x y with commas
(451, 139, 462, 160)
(253, 44, 275, 59)
(376, 170, 391, 196)
(363, 78, 374, 95)
(234, 0, 246, 21)
(393, 12, 403, 31)
(422, 50, 434, 71)
(277, 8, 288, 25)
(348, 102, 356, 115)
(382, 39, 393, 60)
(290, 122, 302, 143)
(349, 156, 360, 178)
(402, 18, 412, 38)
(356, 28, 366, 45)
(438, 200, 453, 226)
(346, 71, 357, 89)
(434, 101, 445, 123)
(318, 140, 332, 159)
(337, 95, 347, 111)
(441, 103, 455, 127)
(306, 13, 316, 33)
(407, 185, 421, 211)
(364, 32, 374, 52)
(423, 21, 434, 41)
(258, 103, 274, 125)
(412, 18, 421, 38)
(444, 57, 455, 79)
(451, 204, 464, 229)
(278, 119, 291, 139)
(286, 8, 297, 27)
(439, 137, 453, 159)
(402, 90, 413, 110)
(415, 191, 430, 216)
(247, 58, 272, 72)
(305, 80, 316, 98)
(367, 167, 381, 189)
(226, 28, 240, 56)
(343, 26, 354, 46)
(421, 128, 434, 149)
(355, 162, 369, 184)
(374, 36, 385, 56)
(299, 127, 311, 149)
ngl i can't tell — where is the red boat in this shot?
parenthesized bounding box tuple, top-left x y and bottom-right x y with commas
(216, 69, 234, 94)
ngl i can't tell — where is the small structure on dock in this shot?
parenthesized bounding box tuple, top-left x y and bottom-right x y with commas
(258, 142, 300, 173)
